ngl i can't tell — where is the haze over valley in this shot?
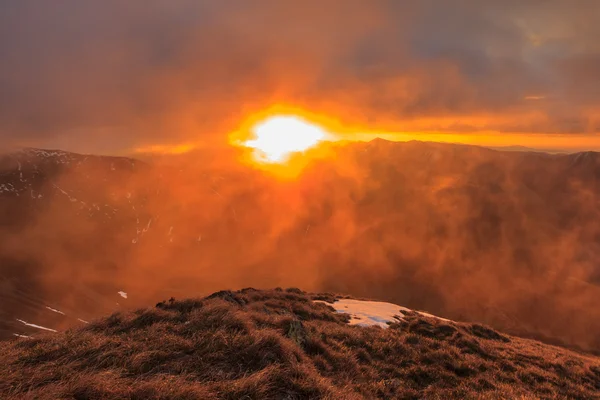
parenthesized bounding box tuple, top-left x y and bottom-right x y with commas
(2, 141, 599, 355)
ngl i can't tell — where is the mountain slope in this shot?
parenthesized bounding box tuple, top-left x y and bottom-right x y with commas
(0, 148, 148, 340)
(1, 288, 598, 399)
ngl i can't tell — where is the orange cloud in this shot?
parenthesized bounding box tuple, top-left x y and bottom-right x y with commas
(1, 1, 599, 153)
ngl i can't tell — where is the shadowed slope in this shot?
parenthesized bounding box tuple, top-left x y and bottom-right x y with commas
(1, 288, 599, 399)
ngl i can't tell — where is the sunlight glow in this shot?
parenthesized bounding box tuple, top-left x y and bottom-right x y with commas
(134, 143, 196, 155)
(244, 115, 328, 163)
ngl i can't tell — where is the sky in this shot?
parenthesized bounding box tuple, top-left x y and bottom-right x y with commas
(1, 0, 600, 154)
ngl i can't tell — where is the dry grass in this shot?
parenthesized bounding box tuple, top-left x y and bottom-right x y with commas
(1, 288, 599, 399)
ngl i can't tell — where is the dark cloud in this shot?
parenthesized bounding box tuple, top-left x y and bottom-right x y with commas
(0, 0, 599, 153)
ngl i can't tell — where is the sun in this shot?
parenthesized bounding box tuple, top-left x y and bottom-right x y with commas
(244, 115, 328, 163)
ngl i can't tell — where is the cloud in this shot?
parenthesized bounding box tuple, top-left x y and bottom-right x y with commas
(0, 0, 599, 153)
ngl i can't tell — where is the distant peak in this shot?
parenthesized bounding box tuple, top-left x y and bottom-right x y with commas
(368, 137, 394, 144)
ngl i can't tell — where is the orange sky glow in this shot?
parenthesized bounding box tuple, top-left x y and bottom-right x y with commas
(3, 3, 600, 156)
(129, 105, 600, 163)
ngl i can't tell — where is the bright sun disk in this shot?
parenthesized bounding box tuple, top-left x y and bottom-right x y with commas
(244, 115, 328, 163)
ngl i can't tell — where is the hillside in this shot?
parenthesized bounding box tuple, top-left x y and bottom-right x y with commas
(0, 148, 149, 340)
(1, 288, 599, 399)
(2, 141, 600, 354)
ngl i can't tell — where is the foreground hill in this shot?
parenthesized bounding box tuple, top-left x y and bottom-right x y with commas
(1, 289, 599, 399)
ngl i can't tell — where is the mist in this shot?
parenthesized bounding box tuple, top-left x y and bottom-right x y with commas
(2, 141, 599, 354)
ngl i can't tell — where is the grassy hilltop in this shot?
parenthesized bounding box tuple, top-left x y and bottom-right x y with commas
(1, 288, 599, 399)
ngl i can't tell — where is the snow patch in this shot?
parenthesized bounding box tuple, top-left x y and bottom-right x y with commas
(118, 291, 128, 299)
(16, 319, 57, 332)
(315, 299, 410, 328)
(13, 333, 32, 339)
(77, 318, 89, 324)
(45, 306, 66, 315)
(0, 184, 14, 193)
(315, 299, 449, 328)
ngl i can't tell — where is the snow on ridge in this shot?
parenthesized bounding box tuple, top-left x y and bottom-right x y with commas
(0, 183, 16, 193)
(16, 319, 57, 333)
(77, 318, 90, 324)
(315, 298, 449, 328)
(16, 148, 74, 164)
(418, 311, 451, 322)
(27, 149, 67, 157)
